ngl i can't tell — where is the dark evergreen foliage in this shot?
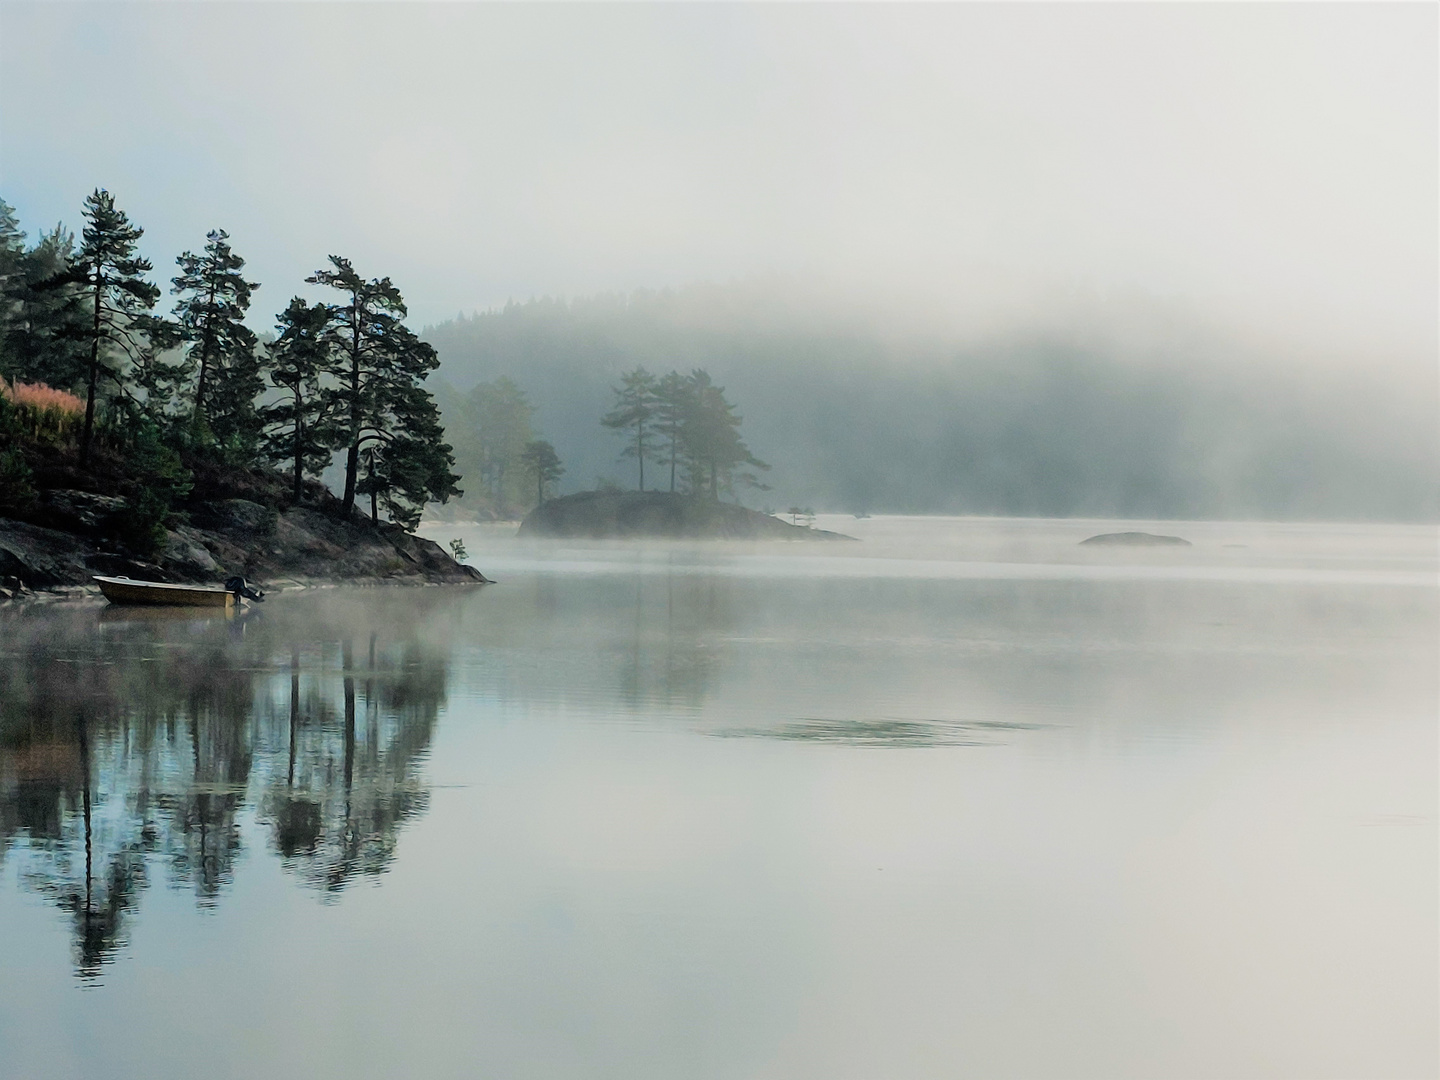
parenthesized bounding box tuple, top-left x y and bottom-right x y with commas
(259, 297, 334, 503)
(0, 202, 87, 391)
(54, 190, 175, 465)
(0, 195, 468, 540)
(307, 256, 459, 523)
(172, 230, 261, 452)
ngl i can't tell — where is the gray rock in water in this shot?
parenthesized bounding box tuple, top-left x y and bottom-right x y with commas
(1079, 531, 1191, 546)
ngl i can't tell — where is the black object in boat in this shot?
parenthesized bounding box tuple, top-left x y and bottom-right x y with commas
(224, 575, 266, 602)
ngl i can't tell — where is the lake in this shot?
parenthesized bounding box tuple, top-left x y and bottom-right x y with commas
(1, 515, 1435, 1079)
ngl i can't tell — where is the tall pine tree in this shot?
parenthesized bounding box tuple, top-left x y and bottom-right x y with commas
(0, 200, 87, 391)
(0, 200, 23, 372)
(65, 190, 165, 465)
(260, 297, 333, 503)
(652, 370, 691, 493)
(520, 439, 564, 506)
(679, 369, 768, 500)
(172, 229, 261, 450)
(307, 256, 457, 524)
(601, 366, 657, 490)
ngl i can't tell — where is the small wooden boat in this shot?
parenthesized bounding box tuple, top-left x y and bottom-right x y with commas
(93, 575, 236, 608)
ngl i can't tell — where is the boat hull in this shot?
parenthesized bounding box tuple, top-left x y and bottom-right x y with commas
(93, 576, 235, 608)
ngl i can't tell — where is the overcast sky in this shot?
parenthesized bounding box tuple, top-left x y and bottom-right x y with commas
(1, 2, 1434, 374)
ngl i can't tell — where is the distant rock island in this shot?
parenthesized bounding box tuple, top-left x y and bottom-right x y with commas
(519, 490, 856, 541)
(1079, 531, 1192, 546)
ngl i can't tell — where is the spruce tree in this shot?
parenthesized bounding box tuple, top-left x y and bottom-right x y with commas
(260, 297, 333, 504)
(307, 256, 458, 523)
(600, 366, 657, 490)
(172, 229, 261, 449)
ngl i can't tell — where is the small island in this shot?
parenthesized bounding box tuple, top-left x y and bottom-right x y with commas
(1079, 531, 1192, 546)
(520, 490, 855, 540)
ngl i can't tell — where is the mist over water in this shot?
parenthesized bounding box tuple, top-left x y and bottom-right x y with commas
(1, 519, 1434, 1079)
(2, 3, 1436, 1076)
(423, 287, 1439, 521)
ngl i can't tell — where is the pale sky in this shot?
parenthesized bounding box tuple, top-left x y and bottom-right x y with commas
(1, 2, 1434, 374)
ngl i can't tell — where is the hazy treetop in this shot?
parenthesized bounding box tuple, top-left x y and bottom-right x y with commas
(1, 3, 1433, 381)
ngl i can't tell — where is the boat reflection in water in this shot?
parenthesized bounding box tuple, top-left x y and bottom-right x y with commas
(0, 591, 455, 979)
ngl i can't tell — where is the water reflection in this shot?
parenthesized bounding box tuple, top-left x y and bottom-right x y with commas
(712, 716, 1046, 747)
(0, 593, 455, 979)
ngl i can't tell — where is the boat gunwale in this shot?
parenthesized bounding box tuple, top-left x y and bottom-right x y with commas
(92, 575, 230, 595)
(93, 575, 236, 608)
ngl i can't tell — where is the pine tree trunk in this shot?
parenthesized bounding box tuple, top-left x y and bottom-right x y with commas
(637, 428, 644, 491)
(341, 293, 362, 515)
(292, 408, 303, 504)
(80, 275, 101, 467)
(194, 278, 218, 418)
(371, 488, 378, 522)
(343, 440, 359, 513)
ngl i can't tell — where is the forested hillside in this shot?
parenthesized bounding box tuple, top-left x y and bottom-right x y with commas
(423, 288, 1438, 521)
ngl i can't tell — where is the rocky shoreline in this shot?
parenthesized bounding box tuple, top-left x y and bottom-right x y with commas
(0, 489, 487, 601)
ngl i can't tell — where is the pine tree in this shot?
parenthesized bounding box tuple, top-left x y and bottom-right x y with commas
(454, 376, 534, 506)
(64, 190, 167, 465)
(260, 297, 334, 504)
(520, 439, 564, 506)
(0, 200, 23, 370)
(355, 379, 460, 529)
(307, 256, 458, 523)
(0, 200, 87, 390)
(172, 230, 261, 450)
(600, 366, 657, 490)
(679, 369, 769, 500)
(652, 369, 692, 493)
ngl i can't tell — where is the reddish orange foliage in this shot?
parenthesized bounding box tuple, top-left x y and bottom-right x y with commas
(2, 380, 84, 416)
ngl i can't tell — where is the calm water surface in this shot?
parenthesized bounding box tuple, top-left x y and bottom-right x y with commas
(1, 516, 1435, 1079)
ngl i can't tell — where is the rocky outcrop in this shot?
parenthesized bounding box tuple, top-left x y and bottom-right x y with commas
(1079, 531, 1191, 546)
(0, 497, 488, 599)
(519, 490, 856, 540)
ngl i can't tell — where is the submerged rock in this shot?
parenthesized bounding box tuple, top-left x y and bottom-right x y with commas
(520, 490, 856, 540)
(1079, 531, 1192, 546)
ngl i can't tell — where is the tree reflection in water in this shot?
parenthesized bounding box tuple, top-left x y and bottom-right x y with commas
(0, 592, 455, 980)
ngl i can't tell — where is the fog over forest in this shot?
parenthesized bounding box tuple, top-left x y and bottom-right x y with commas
(4, 3, 1435, 523)
(425, 285, 1437, 521)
